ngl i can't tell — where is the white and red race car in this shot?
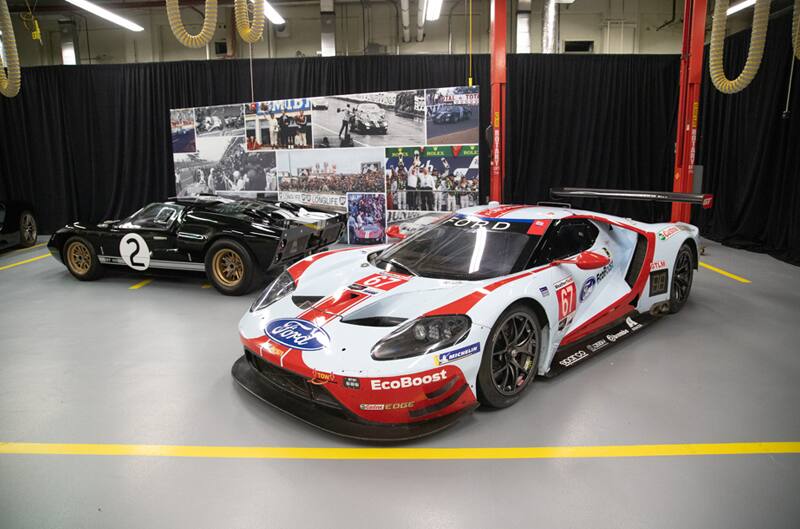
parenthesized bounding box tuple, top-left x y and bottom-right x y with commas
(233, 189, 711, 440)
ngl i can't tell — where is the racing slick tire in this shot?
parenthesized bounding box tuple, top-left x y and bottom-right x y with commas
(205, 238, 261, 296)
(477, 302, 542, 409)
(18, 210, 37, 247)
(63, 236, 104, 281)
(668, 242, 694, 314)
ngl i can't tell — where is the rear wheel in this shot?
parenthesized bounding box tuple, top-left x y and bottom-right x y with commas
(205, 239, 260, 296)
(64, 237, 104, 280)
(477, 303, 542, 408)
(19, 210, 37, 247)
(668, 243, 694, 313)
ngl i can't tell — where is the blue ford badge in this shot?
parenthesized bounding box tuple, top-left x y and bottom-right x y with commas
(580, 277, 596, 302)
(265, 318, 330, 351)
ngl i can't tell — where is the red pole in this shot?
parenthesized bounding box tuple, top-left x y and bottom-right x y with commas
(671, 0, 707, 222)
(489, 0, 507, 203)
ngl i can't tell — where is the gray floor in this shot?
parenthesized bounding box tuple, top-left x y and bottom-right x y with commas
(1, 238, 799, 528)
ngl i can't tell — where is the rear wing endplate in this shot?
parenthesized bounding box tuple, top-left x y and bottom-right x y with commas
(550, 187, 714, 209)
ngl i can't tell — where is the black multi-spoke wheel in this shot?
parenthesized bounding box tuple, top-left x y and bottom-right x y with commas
(668, 243, 694, 314)
(477, 303, 542, 408)
(19, 211, 37, 247)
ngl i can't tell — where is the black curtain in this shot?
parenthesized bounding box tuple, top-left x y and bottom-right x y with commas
(695, 12, 800, 265)
(506, 54, 681, 223)
(0, 56, 490, 233)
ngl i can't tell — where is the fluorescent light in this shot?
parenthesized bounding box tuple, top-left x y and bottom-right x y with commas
(65, 0, 144, 31)
(264, 1, 286, 25)
(425, 0, 443, 20)
(727, 0, 756, 15)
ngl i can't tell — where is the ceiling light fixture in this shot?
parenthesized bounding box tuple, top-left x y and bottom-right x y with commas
(65, 0, 144, 32)
(425, 0, 443, 21)
(726, 0, 756, 15)
(264, 1, 286, 25)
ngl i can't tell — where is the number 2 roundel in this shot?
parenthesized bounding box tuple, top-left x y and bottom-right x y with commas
(120, 233, 150, 271)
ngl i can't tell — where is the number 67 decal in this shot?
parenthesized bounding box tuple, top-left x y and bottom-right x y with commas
(120, 233, 151, 271)
(556, 279, 577, 321)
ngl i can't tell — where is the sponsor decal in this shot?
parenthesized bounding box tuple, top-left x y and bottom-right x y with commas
(343, 377, 360, 389)
(650, 259, 667, 271)
(359, 401, 415, 411)
(580, 277, 596, 302)
(626, 317, 643, 331)
(444, 217, 511, 231)
(527, 219, 552, 236)
(370, 369, 447, 391)
(559, 350, 589, 367)
(606, 329, 630, 342)
(265, 318, 331, 351)
(310, 370, 336, 384)
(586, 339, 608, 353)
(596, 261, 615, 283)
(435, 342, 480, 365)
(657, 226, 681, 241)
(539, 286, 550, 297)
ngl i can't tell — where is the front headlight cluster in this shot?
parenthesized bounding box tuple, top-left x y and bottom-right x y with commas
(371, 315, 471, 361)
(250, 271, 295, 312)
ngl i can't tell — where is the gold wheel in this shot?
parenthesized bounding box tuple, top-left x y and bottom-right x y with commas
(66, 241, 92, 276)
(212, 248, 244, 287)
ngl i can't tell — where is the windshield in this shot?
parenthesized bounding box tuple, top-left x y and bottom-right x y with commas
(376, 216, 541, 280)
(120, 203, 184, 230)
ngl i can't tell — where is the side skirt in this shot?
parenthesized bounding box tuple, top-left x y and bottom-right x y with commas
(545, 311, 659, 378)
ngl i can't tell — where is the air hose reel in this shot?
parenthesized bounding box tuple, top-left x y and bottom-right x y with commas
(0, 0, 21, 98)
(166, 0, 219, 48)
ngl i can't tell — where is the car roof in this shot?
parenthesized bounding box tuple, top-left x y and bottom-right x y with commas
(455, 204, 577, 221)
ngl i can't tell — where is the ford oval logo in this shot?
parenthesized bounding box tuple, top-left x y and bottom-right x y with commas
(265, 318, 330, 351)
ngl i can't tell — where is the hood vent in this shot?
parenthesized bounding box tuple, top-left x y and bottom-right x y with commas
(292, 296, 324, 309)
(341, 316, 407, 327)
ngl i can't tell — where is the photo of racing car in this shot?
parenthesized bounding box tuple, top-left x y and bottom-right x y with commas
(431, 105, 472, 124)
(352, 103, 389, 134)
(47, 197, 345, 295)
(233, 188, 713, 440)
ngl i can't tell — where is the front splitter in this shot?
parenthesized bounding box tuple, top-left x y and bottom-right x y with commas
(231, 355, 477, 442)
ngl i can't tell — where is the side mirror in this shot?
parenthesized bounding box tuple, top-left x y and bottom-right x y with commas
(555, 250, 610, 270)
(386, 225, 406, 240)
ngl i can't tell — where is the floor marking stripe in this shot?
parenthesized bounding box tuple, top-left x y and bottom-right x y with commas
(1, 242, 47, 256)
(699, 262, 751, 283)
(1, 442, 798, 460)
(0, 253, 50, 271)
(201, 283, 212, 289)
(129, 279, 153, 290)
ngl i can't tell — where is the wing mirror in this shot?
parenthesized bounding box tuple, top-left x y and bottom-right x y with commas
(554, 250, 610, 270)
(386, 225, 406, 240)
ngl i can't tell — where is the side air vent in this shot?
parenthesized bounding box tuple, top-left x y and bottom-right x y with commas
(342, 317, 407, 327)
(625, 234, 648, 287)
(292, 296, 324, 309)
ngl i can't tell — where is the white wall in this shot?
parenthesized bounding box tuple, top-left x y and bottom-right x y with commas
(8, 0, 744, 67)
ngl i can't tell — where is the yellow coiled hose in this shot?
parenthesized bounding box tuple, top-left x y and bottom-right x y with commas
(793, 0, 799, 59)
(709, 0, 771, 94)
(0, 0, 21, 98)
(234, 0, 264, 43)
(166, 0, 218, 49)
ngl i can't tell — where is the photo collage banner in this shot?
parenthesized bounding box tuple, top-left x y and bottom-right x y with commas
(169, 86, 479, 244)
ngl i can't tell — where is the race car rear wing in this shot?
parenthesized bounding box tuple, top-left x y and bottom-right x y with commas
(550, 187, 714, 209)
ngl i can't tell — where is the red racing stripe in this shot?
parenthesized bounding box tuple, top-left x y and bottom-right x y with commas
(474, 204, 529, 218)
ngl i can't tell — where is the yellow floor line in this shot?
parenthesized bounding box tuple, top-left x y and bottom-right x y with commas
(0, 253, 50, 271)
(201, 283, 212, 289)
(0, 441, 798, 460)
(699, 262, 751, 283)
(129, 279, 153, 290)
(1, 242, 47, 256)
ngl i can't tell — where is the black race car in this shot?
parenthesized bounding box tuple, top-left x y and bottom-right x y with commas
(0, 200, 38, 250)
(47, 197, 345, 295)
(431, 105, 472, 124)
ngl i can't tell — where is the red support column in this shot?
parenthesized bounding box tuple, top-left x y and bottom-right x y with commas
(671, 0, 708, 222)
(489, 0, 507, 203)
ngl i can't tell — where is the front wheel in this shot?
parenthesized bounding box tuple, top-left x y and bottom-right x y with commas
(204, 239, 260, 296)
(668, 243, 694, 313)
(19, 210, 37, 247)
(477, 303, 542, 409)
(64, 237, 104, 280)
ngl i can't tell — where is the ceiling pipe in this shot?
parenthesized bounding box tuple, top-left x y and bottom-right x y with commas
(656, 0, 677, 31)
(447, 0, 461, 54)
(399, 0, 411, 42)
(416, 0, 426, 41)
(542, 0, 558, 53)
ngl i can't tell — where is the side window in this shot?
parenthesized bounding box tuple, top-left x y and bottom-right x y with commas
(121, 204, 182, 230)
(539, 219, 599, 262)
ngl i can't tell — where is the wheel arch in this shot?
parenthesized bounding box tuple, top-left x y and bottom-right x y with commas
(681, 236, 699, 269)
(505, 296, 552, 373)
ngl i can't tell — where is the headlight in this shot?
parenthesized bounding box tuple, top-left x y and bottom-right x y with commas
(250, 271, 295, 312)
(371, 315, 471, 361)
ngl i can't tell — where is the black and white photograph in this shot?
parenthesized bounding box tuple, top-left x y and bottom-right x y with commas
(194, 104, 245, 137)
(170, 108, 196, 153)
(174, 136, 278, 198)
(244, 99, 313, 151)
(385, 145, 479, 213)
(425, 86, 480, 145)
(311, 90, 426, 149)
(347, 192, 386, 245)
